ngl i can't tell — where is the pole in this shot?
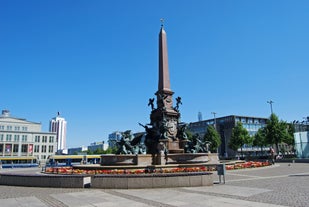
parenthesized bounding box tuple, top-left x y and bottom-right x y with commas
(211, 112, 216, 129)
(267, 100, 274, 114)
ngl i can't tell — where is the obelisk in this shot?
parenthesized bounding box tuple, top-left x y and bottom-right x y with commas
(150, 22, 181, 152)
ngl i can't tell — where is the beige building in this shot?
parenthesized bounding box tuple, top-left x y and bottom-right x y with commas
(0, 110, 57, 162)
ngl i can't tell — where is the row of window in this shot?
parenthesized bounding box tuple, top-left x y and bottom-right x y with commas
(35, 135, 54, 143)
(0, 134, 55, 143)
(0, 125, 28, 131)
(0, 144, 29, 153)
(34, 145, 54, 153)
(235, 117, 266, 124)
(0, 144, 54, 153)
(242, 124, 265, 132)
(0, 134, 28, 142)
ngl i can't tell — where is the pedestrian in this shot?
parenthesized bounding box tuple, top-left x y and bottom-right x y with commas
(270, 147, 275, 165)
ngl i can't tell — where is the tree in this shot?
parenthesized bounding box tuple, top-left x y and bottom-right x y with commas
(283, 123, 295, 146)
(103, 147, 118, 154)
(93, 148, 104, 154)
(84, 149, 93, 155)
(265, 113, 292, 153)
(203, 125, 221, 152)
(253, 127, 267, 154)
(185, 129, 194, 141)
(229, 122, 252, 157)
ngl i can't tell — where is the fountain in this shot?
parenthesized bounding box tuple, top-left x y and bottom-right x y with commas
(70, 23, 217, 188)
(0, 24, 216, 189)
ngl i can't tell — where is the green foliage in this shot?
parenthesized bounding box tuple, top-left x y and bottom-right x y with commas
(283, 123, 295, 146)
(253, 127, 267, 147)
(203, 125, 221, 152)
(229, 122, 252, 154)
(103, 147, 118, 154)
(93, 148, 104, 154)
(83, 150, 93, 155)
(265, 113, 293, 151)
(185, 129, 194, 140)
(84, 147, 118, 155)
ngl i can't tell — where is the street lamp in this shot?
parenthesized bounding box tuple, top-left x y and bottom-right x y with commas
(267, 100, 274, 114)
(211, 112, 216, 129)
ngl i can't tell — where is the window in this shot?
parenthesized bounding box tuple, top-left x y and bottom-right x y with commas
(14, 135, 20, 142)
(7, 126, 12, 131)
(34, 145, 40, 153)
(13, 144, 19, 153)
(14, 126, 20, 131)
(22, 127, 28, 131)
(49, 136, 54, 143)
(22, 135, 27, 142)
(48, 145, 54, 153)
(41, 155, 46, 160)
(0, 125, 4, 130)
(21, 144, 28, 153)
(6, 134, 12, 141)
(0, 134, 3, 141)
(42, 136, 47, 143)
(41, 145, 47, 153)
(35, 136, 40, 142)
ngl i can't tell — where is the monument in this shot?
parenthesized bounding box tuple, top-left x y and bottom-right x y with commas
(102, 22, 215, 166)
(142, 21, 187, 160)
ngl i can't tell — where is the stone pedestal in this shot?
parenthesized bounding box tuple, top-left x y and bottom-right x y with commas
(159, 139, 184, 154)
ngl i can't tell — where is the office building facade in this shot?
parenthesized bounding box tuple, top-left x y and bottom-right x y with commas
(0, 110, 57, 161)
(107, 131, 122, 148)
(189, 115, 268, 158)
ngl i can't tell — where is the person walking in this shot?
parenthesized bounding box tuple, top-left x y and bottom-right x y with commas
(270, 147, 275, 165)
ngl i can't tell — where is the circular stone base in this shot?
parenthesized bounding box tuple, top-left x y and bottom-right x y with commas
(0, 171, 213, 189)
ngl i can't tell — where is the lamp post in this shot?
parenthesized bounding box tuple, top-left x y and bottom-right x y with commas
(211, 112, 218, 154)
(267, 100, 274, 114)
(211, 112, 216, 129)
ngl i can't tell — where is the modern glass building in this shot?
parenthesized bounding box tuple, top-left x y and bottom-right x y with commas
(188, 115, 268, 158)
(293, 120, 309, 158)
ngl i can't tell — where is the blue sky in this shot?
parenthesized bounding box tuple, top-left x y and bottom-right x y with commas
(1, 1, 308, 148)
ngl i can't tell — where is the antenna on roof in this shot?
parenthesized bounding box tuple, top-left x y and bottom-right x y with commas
(198, 112, 203, 121)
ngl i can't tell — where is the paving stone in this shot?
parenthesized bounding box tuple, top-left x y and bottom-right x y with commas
(0, 163, 308, 207)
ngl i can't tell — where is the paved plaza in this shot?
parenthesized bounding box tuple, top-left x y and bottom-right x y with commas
(0, 163, 308, 207)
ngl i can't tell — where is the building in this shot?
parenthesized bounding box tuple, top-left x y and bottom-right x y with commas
(0, 110, 57, 161)
(50, 113, 67, 151)
(189, 115, 268, 158)
(67, 142, 108, 155)
(88, 141, 108, 152)
(294, 131, 309, 158)
(67, 146, 88, 155)
(107, 131, 122, 148)
(293, 119, 309, 158)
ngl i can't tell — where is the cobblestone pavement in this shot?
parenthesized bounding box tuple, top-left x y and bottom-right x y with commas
(0, 163, 308, 207)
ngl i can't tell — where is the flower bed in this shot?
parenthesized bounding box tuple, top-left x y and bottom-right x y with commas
(44, 161, 271, 175)
(225, 161, 271, 170)
(45, 166, 209, 175)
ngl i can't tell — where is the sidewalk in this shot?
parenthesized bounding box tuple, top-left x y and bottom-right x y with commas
(0, 163, 308, 207)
